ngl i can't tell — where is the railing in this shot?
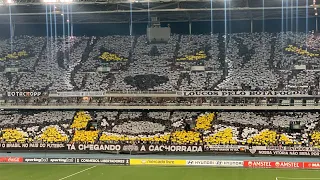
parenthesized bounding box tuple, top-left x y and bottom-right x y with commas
(0, 101, 319, 110)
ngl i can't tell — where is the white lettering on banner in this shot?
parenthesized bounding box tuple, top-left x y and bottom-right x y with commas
(0, 143, 64, 149)
(54, 91, 105, 97)
(248, 161, 272, 167)
(78, 159, 125, 164)
(49, 158, 74, 163)
(178, 91, 311, 97)
(24, 158, 48, 163)
(255, 150, 320, 156)
(261, 146, 320, 152)
(67, 144, 121, 151)
(186, 160, 243, 167)
(7, 92, 42, 97)
(206, 145, 247, 152)
(145, 145, 203, 152)
(275, 162, 300, 168)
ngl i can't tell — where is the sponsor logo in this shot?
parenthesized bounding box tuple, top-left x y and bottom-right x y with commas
(24, 158, 49, 163)
(186, 160, 243, 167)
(130, 159, 186, 166)
(244, 161, 303, 168)
(0, 157, 23, 163)
(49, 158, 75, 163)
(304, 162, 320, 169)
(76, 158, 127, 165)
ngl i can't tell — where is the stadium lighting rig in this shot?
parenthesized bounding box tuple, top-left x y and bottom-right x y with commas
(43, 0, 73, 4)
(314, 0, 318, 16)
(0, 0, 15, 5)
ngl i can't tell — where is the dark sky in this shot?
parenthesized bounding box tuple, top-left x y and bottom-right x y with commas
(0, 18, 317, 38)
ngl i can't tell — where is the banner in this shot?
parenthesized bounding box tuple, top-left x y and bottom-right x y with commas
(244, 161, 303, 168)
(0, 143, 66, 150)
(75, 158, 129, 165)
(67, 144, 203, 152)
(50, 91, 105, 97)
(248, 146, 320, 156)
(2, 143, 319, 157)
(130, 159, 186, 166)
(6, 91, 43, 97)
(0, 157, 23, 163)
(0, 143, 202, 153)
(177, 91, 312, 97)
(205, 145, 247, 152)
(186, 160, 243, 167)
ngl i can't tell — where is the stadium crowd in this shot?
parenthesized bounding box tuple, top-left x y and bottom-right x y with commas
(0, 32, 319, 92)
(0, 32, 320, 149)
(0, 110, 320, 147)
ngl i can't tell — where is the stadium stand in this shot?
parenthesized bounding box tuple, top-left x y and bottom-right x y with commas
(1, 32, 320, 148)
(0, 110, 319, 147)
(0, 32, 319, 92)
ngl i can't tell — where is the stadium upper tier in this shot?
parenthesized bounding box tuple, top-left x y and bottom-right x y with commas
(0, 110, 320, 147)
(0, 32, 319, 92)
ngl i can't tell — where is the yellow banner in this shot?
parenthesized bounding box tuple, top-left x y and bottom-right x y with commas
(130, 159, 186, 166)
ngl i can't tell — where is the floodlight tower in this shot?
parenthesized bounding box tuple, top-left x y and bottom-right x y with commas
(313, 0, 318, 32)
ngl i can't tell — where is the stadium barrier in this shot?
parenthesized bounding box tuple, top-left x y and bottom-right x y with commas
(130, 159, 186, 166)
(0, 157, 129, 165)
(2, 156, 320, 170)
(2, 144, 320, 157)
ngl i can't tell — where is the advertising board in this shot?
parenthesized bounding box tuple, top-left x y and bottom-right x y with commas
(186, 160, 243, 167)
(0, 157, 23, 163)
(243, 161, 303, 169)
(75, 158, 129, 165)
(130, 159, 186, 166)
(303, 162, 320, 169)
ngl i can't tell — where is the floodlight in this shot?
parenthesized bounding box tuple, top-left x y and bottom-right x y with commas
(60, 0, 72, 3)
(6, 0, 14, 4)
(43, 0, 57, 3)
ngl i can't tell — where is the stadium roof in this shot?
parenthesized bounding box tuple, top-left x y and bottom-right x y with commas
(0, 0, 318, 24)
